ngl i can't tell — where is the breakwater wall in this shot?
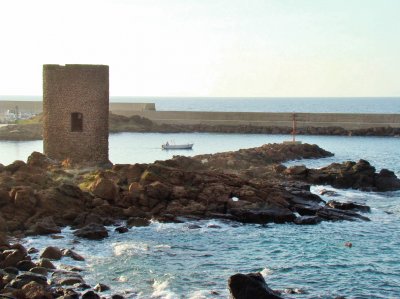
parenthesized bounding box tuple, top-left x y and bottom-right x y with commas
(112, 110, 400, 130)
(0, 101, 155, 114)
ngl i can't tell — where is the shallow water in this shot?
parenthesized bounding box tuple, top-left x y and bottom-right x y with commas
(7, 133, 397, 298)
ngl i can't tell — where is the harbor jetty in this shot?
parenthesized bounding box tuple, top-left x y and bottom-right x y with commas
(1, 100, 400, 138)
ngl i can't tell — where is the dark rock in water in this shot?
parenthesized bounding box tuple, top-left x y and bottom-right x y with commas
(41, 246, 63, 260)
(207, 224, 222, 229)
(296, 160, 400, 192)
(29, 266, 49, 276)
(73, 223, 108, 240)
(75, 283, 92, 290)
(375, 169, 400, 191)
(187, 224, 202, 229)
(82, 290, 101, 299)
(326, 200, 370, 212)
(61, 249, 85, 261)
(9, 272, 48, 288)
(52, 270, 85, 286)
(94, 283, 110, 292)
(111, 295, 125, 299)
(16, 259, 36, 271)
(228, 272, 283, 299)
(317, 207, 370, 222)
(28, 247, 39, 254)
(115, 226, 129, 233)
(2, 248, 28, 267)
(3, 267, 19, 275)
(294, 216, 322, 225)
(230, 208, 296, 224)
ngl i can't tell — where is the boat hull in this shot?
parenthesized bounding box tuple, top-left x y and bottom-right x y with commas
(162, 143, 193, 150)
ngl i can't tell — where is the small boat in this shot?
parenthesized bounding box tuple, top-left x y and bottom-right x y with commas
(162, 142, 193, 150)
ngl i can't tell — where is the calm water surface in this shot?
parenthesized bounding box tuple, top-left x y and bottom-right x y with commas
(2, 133, 399, 298)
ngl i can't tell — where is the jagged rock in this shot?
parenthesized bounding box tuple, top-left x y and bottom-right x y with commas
(73, 223, 108, 240)
(40, 246, 63, 260)
(228, 272, 283, 299)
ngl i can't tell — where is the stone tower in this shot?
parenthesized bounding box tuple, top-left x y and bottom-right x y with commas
(43, 64, 109, 164)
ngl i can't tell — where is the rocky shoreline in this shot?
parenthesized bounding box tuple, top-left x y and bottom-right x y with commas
(1, 142, 400, 298)
(1, 113, 400, 141)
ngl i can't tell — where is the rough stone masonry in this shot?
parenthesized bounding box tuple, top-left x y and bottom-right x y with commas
(43, 64, 109, 164)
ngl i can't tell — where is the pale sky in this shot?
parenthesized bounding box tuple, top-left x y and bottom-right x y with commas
(0, 0, 399, 97)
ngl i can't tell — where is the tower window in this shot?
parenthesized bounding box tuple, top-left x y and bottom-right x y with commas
(71, 112, 83, 132)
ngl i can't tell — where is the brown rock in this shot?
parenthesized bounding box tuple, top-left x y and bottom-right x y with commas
(2, 249, 27, 267)
(27, 152, 53, 169)
(91, 178, 119, 201)
(27, 216, 61, 235)
(12, 187, 37, 209)
(0, 189, 11, 206)
(22, 281, 52, 299)
(37, 258, 56, 269)
(4, 160, 26, 173)
(40, 246, 63, 260)
(127, 217, 150, 227)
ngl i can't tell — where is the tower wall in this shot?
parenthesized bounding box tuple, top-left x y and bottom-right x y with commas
(43, 64, 109, 164)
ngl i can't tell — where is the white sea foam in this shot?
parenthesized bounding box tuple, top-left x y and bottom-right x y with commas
(113, 242, 150, 256)
(151, 279, 178, 299)
(188, 290, 208, 299)
(260, 267, 273, 277)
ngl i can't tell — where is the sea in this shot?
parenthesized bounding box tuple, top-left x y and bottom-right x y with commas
(1, 97, 400, 298)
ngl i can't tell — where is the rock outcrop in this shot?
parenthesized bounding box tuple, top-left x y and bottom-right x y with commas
(0, 143, 396, 238)
(228, 272, 283, 299)
(284, 159, 400, 191)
